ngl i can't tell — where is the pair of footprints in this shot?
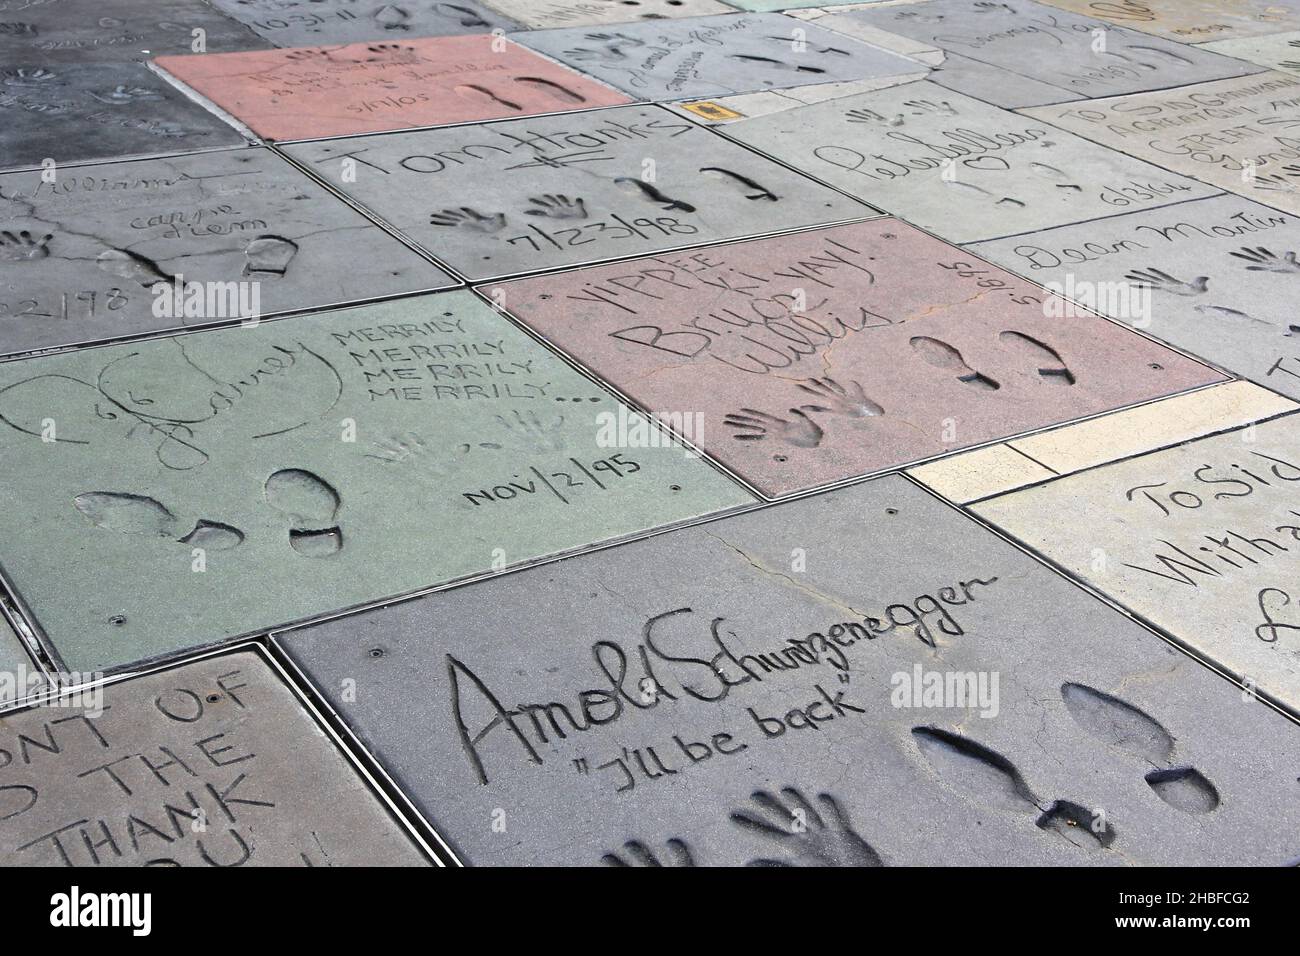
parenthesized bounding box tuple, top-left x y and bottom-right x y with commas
(915, 682, 1220, 854)
(605, 683, 1219, 865)
(725, 332, 1075, 450)
(0, 230, 300, 280)
(454, 77, 589, 111)
(72, 469, 344, 559)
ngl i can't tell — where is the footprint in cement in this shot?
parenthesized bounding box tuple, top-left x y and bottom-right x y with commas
(999, 330, 1076, 386)
(910, 336, 1000, 390)
(264, 468, 344, 558)
(243, 235, 299, 278)
(72, 492, 244, 550)
(912, 726, 1115, 850)
(95, 248, 173, 288)
(1061, 682, 1221, 815)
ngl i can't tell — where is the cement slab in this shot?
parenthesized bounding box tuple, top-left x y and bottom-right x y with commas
(911, 381, 1300, 502)
(482, 0, 734, 30)
(153, 34, 629, 141)
(842, 0, 1263, 103)
(207, 0, 520, 46)
(969, 193, 1300, 399)
(973, 414, 1300, 715)
(509, 12, 925, 101)
(1021, 72, 1300, 217)
(0, 290, 750, 674)
(492, 220, 1224, 498)
(1202, 31, 1300, 76)
(720, 79, 1219, 244)
(0, 62, 247, 174)
(0, 148, 455, 358)
(283, 104, 871, 280)
(278, 474, 1300, 866)
(0, 0, 270, 63)
(1038, 0, 1300, 43)
(0, 649, 429, 866)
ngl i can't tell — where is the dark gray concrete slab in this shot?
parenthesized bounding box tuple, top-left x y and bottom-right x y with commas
(0, 289, 751, 675)
(721, 79, 1218, 243)
(0, 649, 429, 866)
(278, 475, 1300, 866)
(284, 104, 872, 280)
(842, 0, 1263, 105)
(0, 147, 456, 357)
(0, 0, 270, 62)
(0, 62, 247, 174)
(510, 12, 925, 101)
(970, 194, 1300, 401)
(207, 0, 520, 46)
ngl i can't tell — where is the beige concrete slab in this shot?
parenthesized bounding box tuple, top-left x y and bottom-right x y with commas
(972, 414, 1300, 714)
(908, 442, 1056, 503)
(1203, 31, 1300, 75)
(1039, 0, 1300, 43)
(1021, 72, 1300, 216)
(910, 381, 1299, 502)
(1011, 380, 1299, 474)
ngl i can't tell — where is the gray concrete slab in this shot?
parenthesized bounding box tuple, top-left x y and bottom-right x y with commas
(0, 147, 455, 358)
(0, 62, 247, 174)
(207, 0, 520, 46)
(0, 649, 429, 866)
(510, 12, 925, 101)
(0, 0, 270, 63)
(969, 193, 1300, 401)
(278, 474, 1300, 866)
(283, 104, 872, 280)
(973, 415, 1300, 717)
(483, 0, 734, 30)
(721, 79, 1219, 243)
(0, 289, 750, 675)
(842, 0, 1263, 105)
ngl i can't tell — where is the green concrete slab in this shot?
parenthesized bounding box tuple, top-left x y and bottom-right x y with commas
(0, 290, 751, 674)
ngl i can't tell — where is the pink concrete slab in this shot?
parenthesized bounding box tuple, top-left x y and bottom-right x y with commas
(493, 221, 1225, 497)
(153, 34, 630, 140)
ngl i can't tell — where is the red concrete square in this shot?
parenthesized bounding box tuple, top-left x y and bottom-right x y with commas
(494, 221, 1226, 498)
(154, 34, 630, 140)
